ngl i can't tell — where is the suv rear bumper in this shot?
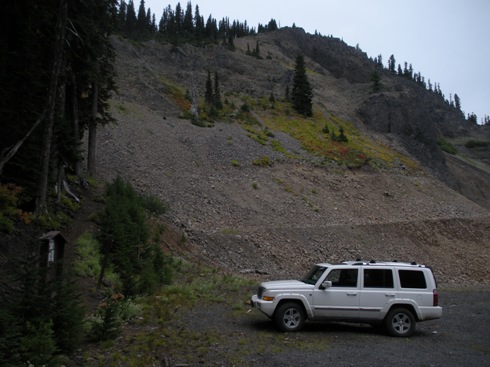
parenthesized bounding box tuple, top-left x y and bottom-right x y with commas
(419, 306, 443, 321)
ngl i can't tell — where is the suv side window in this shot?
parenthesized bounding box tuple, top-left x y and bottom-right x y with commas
(326, 269, 358, 287)
(399, 270, 427, 289)
(363, 269, 394, 288)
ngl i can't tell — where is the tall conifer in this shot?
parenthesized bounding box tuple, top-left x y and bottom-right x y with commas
(291, 54, 313, 117)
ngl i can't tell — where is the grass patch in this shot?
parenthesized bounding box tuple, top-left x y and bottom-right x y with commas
(158, 75, 191, 112)
(257, 102, 417, 169)
(437, 138, 457, 155)
(252, 155, 272, 167)
(80, 260, 329, 366)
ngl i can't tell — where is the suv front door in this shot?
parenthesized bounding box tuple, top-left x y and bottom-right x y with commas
(312, 268, 360, 319)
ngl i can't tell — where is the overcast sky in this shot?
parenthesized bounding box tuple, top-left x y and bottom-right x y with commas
(143, 0, 489, 122)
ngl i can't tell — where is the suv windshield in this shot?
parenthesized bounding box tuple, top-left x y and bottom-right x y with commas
(301, 265, 327, 285)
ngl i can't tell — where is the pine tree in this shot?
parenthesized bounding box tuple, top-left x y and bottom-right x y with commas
(388, 54, 396, 72)
(136, 0, 148, 35)
(125, 0, 137, 34)
(213, 71, 223, 109)
(291, 54, 313, 116)
(371, 70, 382, 92)
(183, 1, 194, 36)
(205, 70, 213, 105)
(454, 94, 461, 111)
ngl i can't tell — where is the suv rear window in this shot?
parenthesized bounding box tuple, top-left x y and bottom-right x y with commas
(398, 270, 427, 289)
(363, 269, 394, 288)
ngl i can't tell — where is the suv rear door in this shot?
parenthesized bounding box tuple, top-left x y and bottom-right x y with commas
(397, 268, 433, 307)
(312, 267, 360, 319)
(359, 266, 397, 320)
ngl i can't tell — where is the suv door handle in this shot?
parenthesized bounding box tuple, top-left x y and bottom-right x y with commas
(385, 293, 395, 297)
(347, 292, 358, 296)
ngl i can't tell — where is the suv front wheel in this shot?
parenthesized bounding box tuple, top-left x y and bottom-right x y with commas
(274, 302, 306, 332)
(385, 308, 416, 337)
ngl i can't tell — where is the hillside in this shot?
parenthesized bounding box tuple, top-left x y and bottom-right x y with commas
(96, 29, 490, 287)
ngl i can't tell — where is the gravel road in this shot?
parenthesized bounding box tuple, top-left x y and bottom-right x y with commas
(175, 289, 490, 367)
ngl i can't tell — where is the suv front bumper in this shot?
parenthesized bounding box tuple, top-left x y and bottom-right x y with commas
(251, 294, 275, 317)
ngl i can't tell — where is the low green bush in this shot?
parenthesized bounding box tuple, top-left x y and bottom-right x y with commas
(252, 155, 272, 167)
(465, 139, 488, 149)
(437, 139, 457, 154)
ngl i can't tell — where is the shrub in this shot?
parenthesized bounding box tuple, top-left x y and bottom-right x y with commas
(252, 156, 272, 167)
(465, 140, 488, 149)
(437, 139, 457, 155)
(73, 232, 102, 277)
(99, 177, 171, 296)
(141, 193, 167, 216)
(19, 319, 58, 365)
(0, 183, 21, 233)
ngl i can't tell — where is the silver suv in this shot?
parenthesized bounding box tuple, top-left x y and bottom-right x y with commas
(251, 260, 442, 337)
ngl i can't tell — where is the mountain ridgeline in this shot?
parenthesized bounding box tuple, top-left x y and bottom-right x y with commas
(110, 20, 489, 208)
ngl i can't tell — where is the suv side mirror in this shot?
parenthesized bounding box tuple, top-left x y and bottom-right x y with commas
(321, 280, 332, 289)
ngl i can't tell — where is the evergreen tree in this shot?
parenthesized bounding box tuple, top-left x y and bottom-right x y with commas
(291, 54, 313, 116)
(371, 70, 382, 92)
(388, 54, 396, 72)
(125, 0, 137, 34)
(117, 1, 127, 32)
(205, 70, 213, 105)
(195, 5, 204, 37)
(183, 1, 194, 36)
(213, 71, 223, 109)
(136, 0, 148, 35)
(454, 93, 461, 111)
(0, 0, 116, 210)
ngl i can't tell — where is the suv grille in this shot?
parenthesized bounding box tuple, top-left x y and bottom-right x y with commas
(258, 286, 265, 299)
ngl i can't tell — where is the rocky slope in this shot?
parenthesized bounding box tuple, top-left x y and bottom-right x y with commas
(95, 30, 490, 287)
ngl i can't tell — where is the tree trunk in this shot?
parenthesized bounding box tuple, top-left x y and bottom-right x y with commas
(0, 110, 46, 174)
(37, 0, 67, 213)
(87, 81, 98, 177)
(71, 71, 82, 178)
(56, 59, 67, 204)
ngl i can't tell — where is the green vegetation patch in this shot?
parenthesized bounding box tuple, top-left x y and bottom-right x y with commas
(465, 139, 489, 149)
(158, 75, 191, 112)
(261, 105, 417, 169)
(84, 262, 329, 366)
(437, 138, 458, 155)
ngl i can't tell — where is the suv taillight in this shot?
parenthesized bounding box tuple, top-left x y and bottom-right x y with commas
(433, 289, 439, 306)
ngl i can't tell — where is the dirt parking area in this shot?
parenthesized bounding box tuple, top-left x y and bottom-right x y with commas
(173, 289, 490, 367)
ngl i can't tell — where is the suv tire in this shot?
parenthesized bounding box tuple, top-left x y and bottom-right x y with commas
(274, 302, 306, 332)
(385, 308, 416, 337)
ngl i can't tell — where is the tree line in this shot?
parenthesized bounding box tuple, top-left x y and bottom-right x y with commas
(375, 53, 488, 124)
(115, 0, 279, 43)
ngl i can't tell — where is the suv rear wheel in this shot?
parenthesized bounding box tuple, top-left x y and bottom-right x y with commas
(274, 302, 305, 332)
(385, 308, 416, 337)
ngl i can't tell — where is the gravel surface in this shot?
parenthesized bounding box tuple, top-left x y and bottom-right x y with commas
(172, 289, 490, 367)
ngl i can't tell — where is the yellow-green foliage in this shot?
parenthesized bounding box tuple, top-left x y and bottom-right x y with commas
(252, 155, 272, 167)
(258, 102, 417, 169)
(158, 76, 191, 112)
(73, 231, 103, 278)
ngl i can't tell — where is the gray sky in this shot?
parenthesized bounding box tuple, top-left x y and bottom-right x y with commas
(143, 0, 490, 122)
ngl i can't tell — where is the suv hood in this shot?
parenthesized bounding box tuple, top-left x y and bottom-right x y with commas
(261, 280, 315, 291)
